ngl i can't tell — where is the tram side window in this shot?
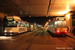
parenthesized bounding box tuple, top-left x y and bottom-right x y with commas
(18, 22, 25, 27)
(24, 23, 29, 27)
(22, 23, 29, 27)
(21, 22, 25, 27)
(18, 22, 21, 27)
(25, 23, 27, 27)
(55, 21, 57, 28)
(27, 24, 29, 27)
(49, 22, 53, 27)
(24, 23, 26, 27)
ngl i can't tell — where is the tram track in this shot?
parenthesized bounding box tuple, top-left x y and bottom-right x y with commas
(64, 36, 75, 44)
(13, 29, 38, 41)
(26, 30, 45, 50)
(25, 30, 52, 49)
(47, 30, 75, 50)
(25, 29, 51, 50)
(67, 35, 75, 39)
(58, 37, 75, 50)
(13, 29, 41, 50)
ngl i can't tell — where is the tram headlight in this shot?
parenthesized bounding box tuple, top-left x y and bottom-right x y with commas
(4, 30, 7, 32)
(10, 31, 12, 32)
(5, 34, 6, 35)
(10, 34, 12, 35)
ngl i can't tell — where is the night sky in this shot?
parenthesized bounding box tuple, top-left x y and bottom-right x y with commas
(21, 17, 54, 26)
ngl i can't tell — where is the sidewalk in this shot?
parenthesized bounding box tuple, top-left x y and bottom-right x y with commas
(68, 32, 75, 39)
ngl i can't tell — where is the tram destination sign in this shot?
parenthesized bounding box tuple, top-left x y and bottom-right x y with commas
(56, 17, 66, 20)
(7, 19, 13, 21)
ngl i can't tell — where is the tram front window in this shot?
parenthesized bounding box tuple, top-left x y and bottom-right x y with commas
(6, 19, 17, 27)
(55, 21, 66, 28)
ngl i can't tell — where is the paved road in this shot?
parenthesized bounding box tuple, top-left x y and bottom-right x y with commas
(0, 28, 75, 50)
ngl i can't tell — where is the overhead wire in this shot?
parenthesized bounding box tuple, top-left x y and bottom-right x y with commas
(47, 0, 51, 14)
(57, 0, 67, 12)
(49, 0, 55, 13)
(9, 0, 25, 14)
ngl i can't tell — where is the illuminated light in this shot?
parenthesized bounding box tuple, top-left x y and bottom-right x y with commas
(46, 22, 49, 25)
(66, 14, 71, 20)
(5, 34, 6, 35)
(57, 30, 59, 32)
(55, 22, 58, 24)
(29, 16, 31, 17)
(64, 30, 68, 33)
(55, 21, 62, 24)
(49, 20, 51, 22)
(46, 22, 48, 24)
(4, 30, 7, 32)
(10, 31, 12, 32)
(65, 31, 67, 32)
(58, 5, 70, 15)
(10, 34, 12, 35)
(56, 30, 60, 33)
(0, 36, 6, 39)
(67, 5, 69, 11)
(44, 22, 49, 27)
(58, 11, 68, 14)
(13, 21, 16, 23)
(56, 17, 66, 20)
(57, 21, 62, 23)
(7, 19, 13, 21)
(0, 36, 12, 40)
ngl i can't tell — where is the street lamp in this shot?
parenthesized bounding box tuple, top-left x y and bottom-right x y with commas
(49, 19, 51, 22)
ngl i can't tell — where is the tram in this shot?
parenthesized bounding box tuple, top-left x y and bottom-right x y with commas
(47, 17, 69, 35)
(3, 16, 29, 35)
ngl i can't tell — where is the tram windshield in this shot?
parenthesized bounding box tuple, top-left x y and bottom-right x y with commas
(5, 19, 17, 27)
(55, 20, 66, 28)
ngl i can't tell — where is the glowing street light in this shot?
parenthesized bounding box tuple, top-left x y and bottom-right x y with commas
(46, 22, 48, 24)
(49, 20, 51, 22)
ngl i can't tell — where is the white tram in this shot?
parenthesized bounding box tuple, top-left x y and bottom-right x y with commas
(47, 17, 69, 35)
(3, 16, 29, 35)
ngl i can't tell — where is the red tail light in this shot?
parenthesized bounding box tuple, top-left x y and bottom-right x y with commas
(56, 30, 60, 33)
(64, 30, 68, 33)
